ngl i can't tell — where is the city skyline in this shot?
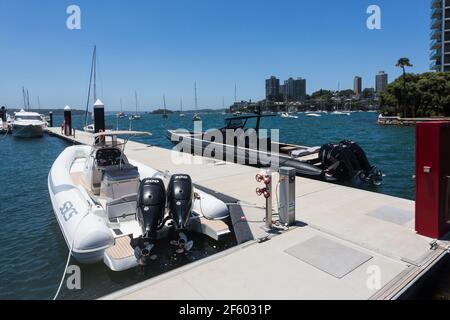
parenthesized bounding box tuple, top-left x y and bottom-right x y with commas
(0, 1, 432, 110)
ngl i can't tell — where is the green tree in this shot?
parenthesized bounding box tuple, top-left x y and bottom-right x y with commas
(380, 72, 450, 117)
(396, 58, 413, 117)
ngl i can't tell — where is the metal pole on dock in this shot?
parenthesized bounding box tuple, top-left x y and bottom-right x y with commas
(265, 174, 273, 229)
(49, 111, 53, 127)
(64, 106, 72, 136)
(94, 99, 105, 134)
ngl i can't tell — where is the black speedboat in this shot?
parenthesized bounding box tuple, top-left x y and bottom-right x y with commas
(167, 112, 382, 187)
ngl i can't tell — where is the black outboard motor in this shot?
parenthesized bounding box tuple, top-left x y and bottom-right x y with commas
(319, 141, 382, 187)
(135, 178, 166, 264)
(167, 174, 194, 253)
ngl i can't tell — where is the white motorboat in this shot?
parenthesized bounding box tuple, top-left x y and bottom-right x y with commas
(12, 110, 46, 138)
(129, 114, 141, 120)
(83, 124, 95, 133)
(48, 131, 230, 271)
(306, 113, 322, 117)
(192, 113, 201, 121)
(280, 112, 298, 119)
(331, 111, 351, 116)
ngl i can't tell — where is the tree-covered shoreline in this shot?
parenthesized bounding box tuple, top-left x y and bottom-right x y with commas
(380, 72, 450, 118)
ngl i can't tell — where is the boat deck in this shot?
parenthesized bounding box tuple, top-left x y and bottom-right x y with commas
(46, 128, 450, 300)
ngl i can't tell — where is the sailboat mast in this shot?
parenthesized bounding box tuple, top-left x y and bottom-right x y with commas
(37, 96, 41, 110)
(120, 98, 123, 112)
(93, 45, 97, 103)
(163, 94, 166, 115)
(135, 91, 138, 114)
(84, 46, 96, 127)
(234, 84, 237, 102)
(194, 82, 198, 110)
(180, 97, 183, 112)
(26, 89, 31, 111)
(22, 87, 27, 110)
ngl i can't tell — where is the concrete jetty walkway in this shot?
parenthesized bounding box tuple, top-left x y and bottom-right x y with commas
(46, 128, 449, 300)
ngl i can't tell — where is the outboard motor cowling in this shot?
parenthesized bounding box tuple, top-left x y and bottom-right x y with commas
(167, 174, 194, 231)
(319, 141, 383, 187)
(135, 178, 166, 264)
(167, 174, 194, 253)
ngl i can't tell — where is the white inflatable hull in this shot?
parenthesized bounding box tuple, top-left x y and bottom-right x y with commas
(48, 145, 230, 270)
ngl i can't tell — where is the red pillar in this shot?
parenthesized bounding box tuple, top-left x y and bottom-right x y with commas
(415, 121, 450, 239)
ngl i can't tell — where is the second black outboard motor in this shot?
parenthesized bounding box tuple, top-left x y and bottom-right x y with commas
(167, 174, 194, 253)
(135, 178, 166, 265)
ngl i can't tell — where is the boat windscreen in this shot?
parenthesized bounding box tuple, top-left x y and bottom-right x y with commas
(225, 117, 258, 130)
(15, 116, 43, 121)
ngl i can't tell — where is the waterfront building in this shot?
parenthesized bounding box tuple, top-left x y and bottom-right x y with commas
(284, 77, 307, 101)
(430, 0, 450, 72)
(354, 76, 362, 96)
(375, 71, 388, 94)
(265, 76, 280, 101)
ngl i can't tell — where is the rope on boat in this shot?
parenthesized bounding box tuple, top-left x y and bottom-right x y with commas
(53, 210, 89, 300)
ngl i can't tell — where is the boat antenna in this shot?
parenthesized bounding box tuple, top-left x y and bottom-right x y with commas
(37, 96, 41, 110)
(84, 45, 96, 127)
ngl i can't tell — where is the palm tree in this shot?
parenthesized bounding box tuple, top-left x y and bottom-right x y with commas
(396, 57, 413, 117)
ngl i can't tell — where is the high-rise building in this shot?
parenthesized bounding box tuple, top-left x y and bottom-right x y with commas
(279, 84, 286, 100)
(284, 77, 306, 101)
(430, 0, 450, 72)
(376, 71, 388, 94)
(354, 76, 362, 95)
(265, 76, 280, 101)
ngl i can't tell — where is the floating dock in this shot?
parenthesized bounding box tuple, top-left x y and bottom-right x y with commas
(46, 127, 450, 300)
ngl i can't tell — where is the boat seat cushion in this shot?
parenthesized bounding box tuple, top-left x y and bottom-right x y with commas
(107, 194, 137, 221)
(290, 147, 321, 158)
(102, 164, 139, 182)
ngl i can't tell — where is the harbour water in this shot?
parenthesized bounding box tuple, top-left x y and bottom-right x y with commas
(0, 112, 447, 299)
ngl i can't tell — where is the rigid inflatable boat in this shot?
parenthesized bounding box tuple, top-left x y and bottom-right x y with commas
(48, 131, 230, 271)
(167, 113, 382, 187)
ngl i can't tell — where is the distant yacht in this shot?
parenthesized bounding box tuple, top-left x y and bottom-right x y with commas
(331, 111, 351, 116)
(306, 113, 322, 117)
(130, 91, 141, 120)
(280, 112, 298, 119)
(117, 98, 126, 119)
(12, 109, 46, 138)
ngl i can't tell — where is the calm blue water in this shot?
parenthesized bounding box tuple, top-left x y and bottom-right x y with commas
(0, 112, 426, 300)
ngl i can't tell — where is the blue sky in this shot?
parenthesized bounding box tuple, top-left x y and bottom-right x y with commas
(0, 0, 430, 111)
